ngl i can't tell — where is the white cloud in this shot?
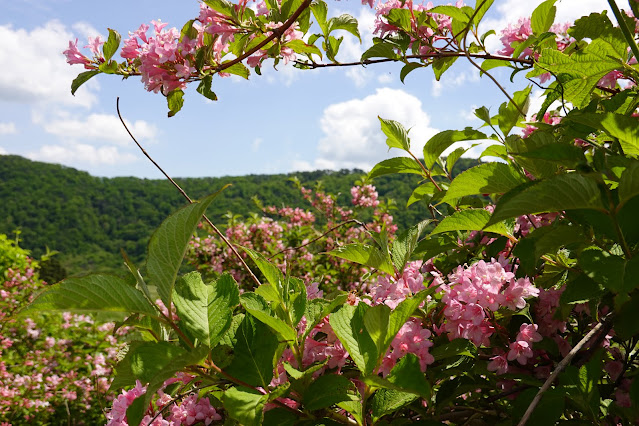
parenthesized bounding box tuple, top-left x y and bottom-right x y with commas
(0, 122, 17, 135)
(336, 8, 376, 62)
(431, 70, 479, 97)
(377, 73, 394, 84)
(0, 147, 7, 155)
(26, 143, 137, 166)
(71, 22, 103, 41)
(460, 106, 480, 123)
(303, 87, 437, 171)
(34, 112, 158, 146)
(252, 137, 263, 151)
(0, 20, 100, 107)
(346, 67, 372, 88)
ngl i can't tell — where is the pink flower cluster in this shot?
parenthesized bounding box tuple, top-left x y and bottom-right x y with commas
(106, 378, 221, 426)
(351, 184, 380, 208)
(369, 261, 425, 309)
(379, 318, 434, 376)
(435, 258, 539, 346)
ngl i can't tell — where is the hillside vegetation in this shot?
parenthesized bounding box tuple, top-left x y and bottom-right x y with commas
(0, 155, 477, 274)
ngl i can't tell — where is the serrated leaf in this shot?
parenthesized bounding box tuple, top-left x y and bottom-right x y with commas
(432, 56, 457, 81)
(222, 62, 250, 79)
(371, 389, 417, 421)
(618, 162, 639, 208)
(423, 128, 488, 169)
(103, 28, 121, 61)
(497, 86, 531, 136)
(223, 386, 268, 426)
(361, 42, 398, 61)
(329, 243, 395, 275)
(330, 303, 378, 374)
(173, 272, 240, 348)
(303, 293, 348, 338)
(226, 313, 279, 388)
(386, 9, 412, 32)
(21, 274, 156, 317)
(286, 39, 322, 58)
(487, 173, 605, 226)
(566, 112, 639, 157)
(579, 247, 639, 294)
(400, 62, 422, 83)
(327, 14, 361, 41)
(311, 1, 328, 35)
(479, 144, 507, 160)
(379, 117, 411, 152)
(167, 89, 184, 117)
(196, 75, 218, 101)
(71, 70, 100, 96)
(442, 162, 526, 203)
(431, 209, 512, 238)
(364, 304, 391, 358)
(303, 374, 360, 410)
(531, 0, 556, 35)
(430, 338, 477, 361)
(407, 183, 437, 207)
(147, 190, 227, 315)
(391, 220, 431, 272)
(240, 293, 297, 343)
(368, 157, 424, 179)
(514, 142, 586, 168)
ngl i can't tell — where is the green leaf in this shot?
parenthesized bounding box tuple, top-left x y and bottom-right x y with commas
(400, 62, 422, 83)
(407, 183, 437, 207)
(514, 142, 586, 168)
(361, 42, 398, 61)
(125, 346, 209, 426)
(513, 388, 565, 425)
(371, 389, 417, 421)
(222, 62, 250, 79)
(303, 293, 348, 338)
(311, 0, 328, 35)
(240, 293, 297, 343)
(110, 341, 187, 389)
(560, 274, 605, 305)
(147, 190, 227, 314)
(473, 0, 494, 25)
(579, 247, 639, 294)
(566, 112, 639, 157)
(386, 9, 412, 32)
(364, 304, 391, 358)
(432, 56, 457, 81)
(615, 292, 639, 339)
(445, 146, 470, 175)
(385, 291, 431, 352)
(204, 0, 236, 17)
(167, 89, 184, 117)
(21, 274, 156, 316)
(172, 272, 240, 348)
(531, 0, 556, 35)
(533, 49, 619, 108)
(569, 12, 613, 41)
(487, 174, 605, 226)
(430, 338, 477, 361)
(497, 86, 531, 136)
(71, 70, 100, 96)
(98, 60, 118, 74)
(379, 117, 411, 152)
(242, 247, 282, 289)
(330, 303, 378, 374)
(223, 386, 268, 426)
(431, 209, 512, 238)
(286, 39, 322, 58)
(103, 28, 121, 62)
(391, 220, 431, 272)
(303, 374, 360, 410)
(368, 157, 424, 179)
(225, 313, 280, 388)
(423, 128, 488, 169)
(196, 75, 218, 101)
(618, 162, 639, 208)
(327, 14, 361, 41)
(479, 144, 508, 160)
(328, 243, 395, 275)
(441, 162, 526, 203)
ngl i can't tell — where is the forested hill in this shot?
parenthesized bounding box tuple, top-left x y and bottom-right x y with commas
(0, 155, 477, 274)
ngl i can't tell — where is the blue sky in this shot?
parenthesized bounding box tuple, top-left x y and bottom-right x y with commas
(0, 0, 613, 178)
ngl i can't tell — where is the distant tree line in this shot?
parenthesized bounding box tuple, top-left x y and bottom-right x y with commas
(0, 155, 478, 275)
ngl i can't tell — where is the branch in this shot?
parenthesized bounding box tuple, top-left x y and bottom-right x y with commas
(517, 313, 614, 426)
(216, 0, 313, 72)
(295, 52, 533, 69)
(116, 98, 262, 288)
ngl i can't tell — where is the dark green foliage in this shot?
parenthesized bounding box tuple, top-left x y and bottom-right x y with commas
(0, 155, 478, 274)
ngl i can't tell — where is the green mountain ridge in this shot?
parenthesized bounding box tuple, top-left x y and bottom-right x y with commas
(0, 154, 473, 275)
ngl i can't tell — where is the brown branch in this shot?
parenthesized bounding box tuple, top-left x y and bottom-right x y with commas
(295, 52, 533, 69)
(215, 0, 313, 72)
(267, 219, 370, 260)
(517, 313, 614, 426)
(116, 98, 262, 288)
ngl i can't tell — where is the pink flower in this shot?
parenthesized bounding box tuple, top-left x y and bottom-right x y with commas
(487, 354, 509, 375)
(63, 39, 91, 66)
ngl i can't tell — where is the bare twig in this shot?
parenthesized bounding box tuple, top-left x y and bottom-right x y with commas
(517, 313, 614, 426)
(267, 219, 370, 260)
(116, 98, 262, 288)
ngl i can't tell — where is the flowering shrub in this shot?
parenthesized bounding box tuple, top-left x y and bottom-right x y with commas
(187, 183, 395, 292)
(19, 0, 639, 424)
(0, 235, 125, 424)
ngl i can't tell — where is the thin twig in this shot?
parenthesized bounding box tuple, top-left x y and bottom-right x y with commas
(267, 219, 370, 260)
(295, 52, 533, 69)
(517, 313, 614, 426)
(116, 98, 262, 288)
